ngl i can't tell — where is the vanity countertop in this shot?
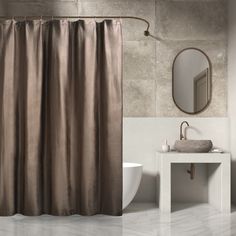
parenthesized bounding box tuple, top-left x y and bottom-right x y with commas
(156, 151, 231, 163)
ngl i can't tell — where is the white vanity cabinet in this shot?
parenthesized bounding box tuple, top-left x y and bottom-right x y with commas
(157, 152, 231, 213)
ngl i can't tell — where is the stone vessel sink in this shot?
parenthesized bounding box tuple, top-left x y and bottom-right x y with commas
(175, 140, 213, 153)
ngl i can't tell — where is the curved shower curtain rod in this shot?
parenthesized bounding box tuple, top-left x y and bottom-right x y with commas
(0, 15, 159, 40)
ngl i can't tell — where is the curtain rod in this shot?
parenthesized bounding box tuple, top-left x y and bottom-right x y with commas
(0, 15, 160, 39)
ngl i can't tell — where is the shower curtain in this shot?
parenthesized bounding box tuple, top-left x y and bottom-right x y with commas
(0, 19, 122, 216)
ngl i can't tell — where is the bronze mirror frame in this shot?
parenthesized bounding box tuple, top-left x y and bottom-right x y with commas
(172, 47, 212, 115)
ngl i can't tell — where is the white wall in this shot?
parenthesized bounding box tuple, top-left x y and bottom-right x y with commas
(228, 0, 236, 205)
(123, 118, 229, 203)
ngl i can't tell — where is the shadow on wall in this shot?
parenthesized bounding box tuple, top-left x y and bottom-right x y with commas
(134, 164, 209, 204)
(134, 172, 157, 203)
(155, 163, 209, 209)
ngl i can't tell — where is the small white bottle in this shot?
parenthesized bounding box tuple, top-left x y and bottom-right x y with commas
(162, 139, 170, 152)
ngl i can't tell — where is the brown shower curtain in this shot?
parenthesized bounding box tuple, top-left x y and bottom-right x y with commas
(0, 19, 122, 216)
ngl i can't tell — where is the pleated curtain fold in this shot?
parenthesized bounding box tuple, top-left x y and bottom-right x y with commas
(0, 19, 123, 216)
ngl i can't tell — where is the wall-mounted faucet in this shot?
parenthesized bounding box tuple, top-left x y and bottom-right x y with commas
(180, 121, 189, 140)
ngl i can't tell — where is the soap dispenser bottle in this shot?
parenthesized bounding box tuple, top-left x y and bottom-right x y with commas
(162, 139, 170, 152)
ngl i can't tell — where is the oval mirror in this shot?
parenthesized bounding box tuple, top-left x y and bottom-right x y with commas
(172, 48, 211, 114)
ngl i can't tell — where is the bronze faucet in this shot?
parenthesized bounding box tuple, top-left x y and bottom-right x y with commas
(180, 121, 189, 140)
(179, 121, 195, 180)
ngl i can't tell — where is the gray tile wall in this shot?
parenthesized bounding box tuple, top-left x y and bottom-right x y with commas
(0, 0, 227, 117)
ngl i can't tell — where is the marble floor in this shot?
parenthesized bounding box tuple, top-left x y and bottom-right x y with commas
(0, 203, 235, 236)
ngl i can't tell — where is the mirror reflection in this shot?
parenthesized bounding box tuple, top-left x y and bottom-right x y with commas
(172, 48, 211, 114)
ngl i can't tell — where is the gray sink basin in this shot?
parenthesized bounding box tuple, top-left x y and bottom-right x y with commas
(175, 140, 213, 153)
